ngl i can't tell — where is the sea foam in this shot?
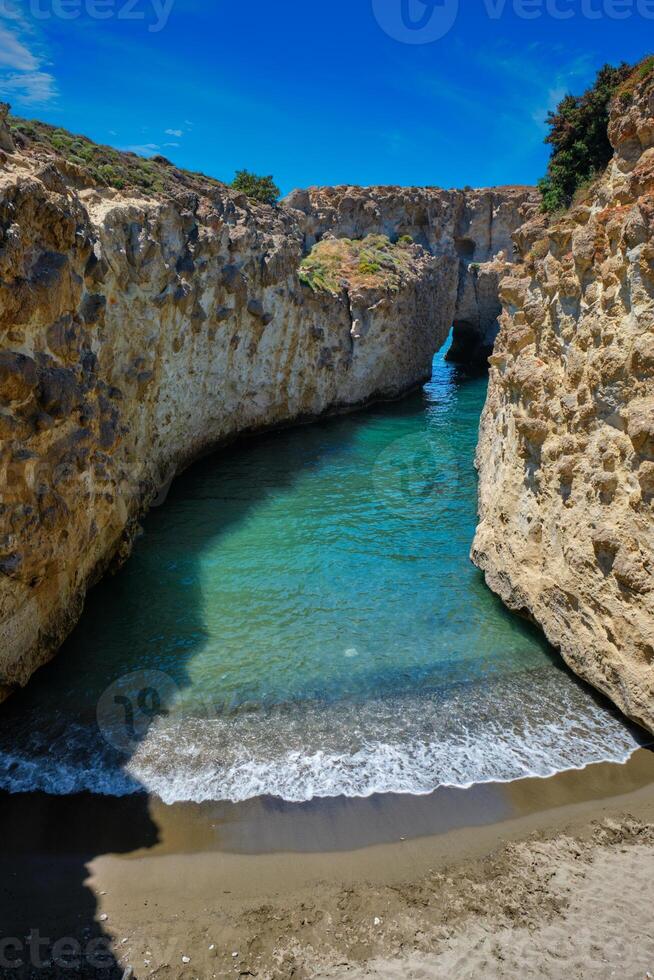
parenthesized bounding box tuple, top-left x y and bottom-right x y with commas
(0, 668, 647, 803)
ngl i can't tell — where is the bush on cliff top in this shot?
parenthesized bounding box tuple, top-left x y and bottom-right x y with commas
(298, 234, 415, 294)
(231, 169, 280, 205)
(538, 62, 633, 213)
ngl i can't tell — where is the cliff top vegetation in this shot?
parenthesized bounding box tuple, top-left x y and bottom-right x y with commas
(231, 169, 280, 205)
(538, 56, 654, 214)
(6, 112, 282, 209)
(537, 61, 633, 213)
(298, 234, 417, 294)
(7, 113, 226, 199)
(616, 55, 654, 102)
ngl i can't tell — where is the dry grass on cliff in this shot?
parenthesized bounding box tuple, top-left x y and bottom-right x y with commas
(298, 234, 416, 294)
(617, 54, 654, 103)
(7, 114, 225, 199)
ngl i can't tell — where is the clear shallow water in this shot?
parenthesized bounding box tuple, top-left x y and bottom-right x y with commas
(0, 342, 646, 802)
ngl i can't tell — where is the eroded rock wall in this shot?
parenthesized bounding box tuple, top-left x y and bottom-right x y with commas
(285, 184, 540, 364)
(0, 138, 467, 696)
(0, 108, 538, 697)
(472, 72, 654, 732)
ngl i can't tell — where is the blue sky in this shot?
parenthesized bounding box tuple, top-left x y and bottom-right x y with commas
(0, 0, 650, 194)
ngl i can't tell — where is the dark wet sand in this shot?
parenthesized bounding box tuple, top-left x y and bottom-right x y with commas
(1, 749, 654, 977)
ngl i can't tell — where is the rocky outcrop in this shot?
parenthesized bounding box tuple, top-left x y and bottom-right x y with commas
(285, 184, 540, 366)
(0, 105, 15, 155)
(285, 184, 536, 258)
(472, 68, 654, 733)
(446, 253, 513, 365)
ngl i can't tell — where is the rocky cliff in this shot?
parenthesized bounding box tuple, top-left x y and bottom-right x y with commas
(287, 184, 539, 365)
(0, 110, 531, 698)
(473, 67, 654, 733)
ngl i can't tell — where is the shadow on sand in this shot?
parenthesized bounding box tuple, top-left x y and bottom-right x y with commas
(0, 385, 459, 977)
(0, 794, 157, 978)
(0, 360, 575, 976)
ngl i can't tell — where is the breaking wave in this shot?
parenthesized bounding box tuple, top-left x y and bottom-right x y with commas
(0, 668, 646, 803)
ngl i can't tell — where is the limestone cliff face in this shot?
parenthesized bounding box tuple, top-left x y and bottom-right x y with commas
(286, 184, 540, 364)
(0, 157, 454, 697)
(473, 72, 654, 732)
(0, 115, 536, 697)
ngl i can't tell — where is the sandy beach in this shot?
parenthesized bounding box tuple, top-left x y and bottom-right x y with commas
(1, 749, 654, 978)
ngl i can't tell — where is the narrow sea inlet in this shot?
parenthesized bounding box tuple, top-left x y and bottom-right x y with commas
(0, 341, 645, 803)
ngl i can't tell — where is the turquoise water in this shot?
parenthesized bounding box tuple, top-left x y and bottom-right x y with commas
(0, 342, 644, 802)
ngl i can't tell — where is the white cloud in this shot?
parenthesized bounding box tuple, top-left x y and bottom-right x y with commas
(163, 141, 179, 147)
(165, 128, 183, 138)
(1, 70, 57, 105)
(0, 24, 39, 71)
(0, 18, 57, 105)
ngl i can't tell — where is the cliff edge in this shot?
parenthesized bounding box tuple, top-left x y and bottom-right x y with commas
(472, 64, 654, 733)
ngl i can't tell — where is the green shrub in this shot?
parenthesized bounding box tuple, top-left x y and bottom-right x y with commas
(358, 259, 381, 275)
(397, 234, 413, 245)
(538, 62, 633, 213)
(231, 169, 280, 205)
(638, 55, 654, 80)
(10, 121, 36, 136)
